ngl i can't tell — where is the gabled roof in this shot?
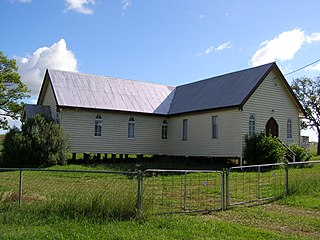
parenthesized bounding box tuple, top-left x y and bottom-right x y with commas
(43, 70, 176, 115)
(168, 63, 275, 114)
(38, 62, 304, 116)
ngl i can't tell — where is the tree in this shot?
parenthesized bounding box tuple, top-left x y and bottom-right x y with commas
(0, 51, 29, 130)
(1, 114, 69, 167)
(291, 76, 320, 155)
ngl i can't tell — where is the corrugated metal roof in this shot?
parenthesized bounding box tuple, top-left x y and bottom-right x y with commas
(45, 62, 280, 116)
(168, 63, 274, 115)
(47, 70, 176, 115)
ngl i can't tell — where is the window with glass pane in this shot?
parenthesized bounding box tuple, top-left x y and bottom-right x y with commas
(128, 117, 135, 139)
(212, 116, 218, 139)
(94, 115, 102, 137)
(162, 120, 168, 139)
(287, 119, 292, 139)
(182, 119, 188, 140)
(249, 114, 255, 138)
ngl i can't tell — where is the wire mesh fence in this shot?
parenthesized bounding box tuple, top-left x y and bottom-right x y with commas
(1, 161, 320, 216)
(226, 163, 287, 208)
(143, 169, 224, 214)
(0, 168, 139, 219)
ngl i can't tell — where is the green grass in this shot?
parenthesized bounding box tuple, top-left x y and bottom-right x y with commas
(0, 163, 320, 239)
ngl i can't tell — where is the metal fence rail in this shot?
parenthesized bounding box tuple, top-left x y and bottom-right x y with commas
(1, 161, 320, 215)
(0, 168, 140, 216)
(143, 169, 224, 214)
(226, 163, 287, 208)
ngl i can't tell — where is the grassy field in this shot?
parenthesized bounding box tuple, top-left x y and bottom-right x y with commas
(0, 163, 319, 239)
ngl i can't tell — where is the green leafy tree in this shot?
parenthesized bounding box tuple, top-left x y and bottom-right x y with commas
(291, 76, 320, 155)
(0, 51, 30, 130)
(244, 133, 286, 165)
(1, 114, 69, 167)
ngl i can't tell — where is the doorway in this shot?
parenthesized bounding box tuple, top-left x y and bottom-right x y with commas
(266, 117, 278, 137)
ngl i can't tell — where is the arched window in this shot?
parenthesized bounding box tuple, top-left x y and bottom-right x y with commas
(128, 117, 135, 139)
(249, 114, 255, 138)
(287, 119, 292, 139)
(94, 115, 102, 137)
(162, 120, 168, 139)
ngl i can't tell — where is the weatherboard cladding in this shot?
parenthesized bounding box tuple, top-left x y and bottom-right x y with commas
(47, 63, 275, 116)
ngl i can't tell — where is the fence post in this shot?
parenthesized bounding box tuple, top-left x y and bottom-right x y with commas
(136, 171, 143, 216)
(257, 166, 261, 199)
(18, 168, 23, 208)
(221, 170, 225, 210)
(285, 162, 289, 195)
(183, 172, 187, 211)
(225, 168, 229, 210)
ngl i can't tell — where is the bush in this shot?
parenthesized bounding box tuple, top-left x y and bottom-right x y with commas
(288, 144, 312, 162)
(244, 133, 286, 165)
(1, 114, 69, 167)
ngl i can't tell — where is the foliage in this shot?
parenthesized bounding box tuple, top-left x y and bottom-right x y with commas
(0, 51, 29, 130)
(244, 133, 286, 165)
(1, 114, 69, 167)
(288, 144, 312, 162)
(291, 76, 320, 155)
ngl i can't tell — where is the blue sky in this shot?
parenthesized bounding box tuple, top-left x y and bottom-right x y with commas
(1, 0, 320, 140)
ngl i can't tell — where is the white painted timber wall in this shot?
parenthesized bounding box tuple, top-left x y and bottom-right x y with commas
(40, 78, 57, 119)
(167, 108, 242, 157)
(241, 69, 301, 149)
(60, 108, 169, 154)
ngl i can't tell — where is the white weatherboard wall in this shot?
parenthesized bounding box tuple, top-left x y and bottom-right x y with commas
(60, 108, 169, 154)
(40, 77, 57, 119)
(241, 69, 301, 148)
(167, 108, 242, 157)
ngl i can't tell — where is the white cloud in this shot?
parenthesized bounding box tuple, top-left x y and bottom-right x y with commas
(64, 0, 95, 14)
(250, 28, 320, 67)
(198, 41, 231, 56)
(216, 41, 231, 51)
(15, 39, 78, 96)
(306, 62, 320, 71)
(121, 0, 132, 14)
(306, 32, 320, 44)
(204, 46, 215, 55)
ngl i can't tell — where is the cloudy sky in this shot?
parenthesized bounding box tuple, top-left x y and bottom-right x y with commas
(1, 0, 320, 140)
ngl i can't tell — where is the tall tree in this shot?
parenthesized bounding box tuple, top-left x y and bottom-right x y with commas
(0, 51, 29, 129)
(291, 76, 320, 155)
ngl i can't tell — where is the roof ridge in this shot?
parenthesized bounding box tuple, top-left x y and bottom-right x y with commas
(177, 62, 275, 88)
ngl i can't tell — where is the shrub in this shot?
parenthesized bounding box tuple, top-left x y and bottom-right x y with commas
(1, 114, 69, 167)
(244, 133, 286, 165)
(288, 144, 312, 162)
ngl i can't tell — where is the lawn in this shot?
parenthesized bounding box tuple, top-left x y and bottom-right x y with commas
(0, 163, 319, 239)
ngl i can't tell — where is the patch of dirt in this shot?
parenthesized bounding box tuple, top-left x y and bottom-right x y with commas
(1, 191, 47, 203)
(204, 203, 320, 239)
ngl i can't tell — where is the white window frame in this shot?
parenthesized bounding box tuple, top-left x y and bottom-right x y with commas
(128, 117, 135, 139)
(94, 115, 102, 137)
(162, 120, 168, 140)
(287, 118, 293, 139)
(212, 115, 218, 139)
(182, 119, 188, 140)
(249, 114, 255, 138)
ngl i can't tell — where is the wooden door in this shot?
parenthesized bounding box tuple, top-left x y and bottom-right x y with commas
(266, 117, 278, 137)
